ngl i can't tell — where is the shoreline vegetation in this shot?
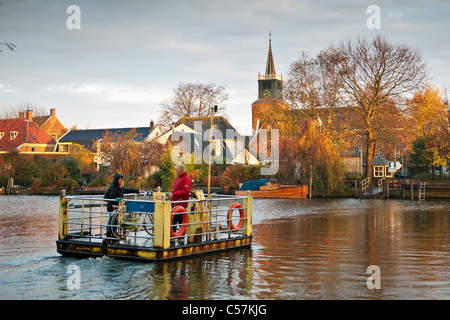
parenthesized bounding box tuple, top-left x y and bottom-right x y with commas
(2, 179, 449, 199)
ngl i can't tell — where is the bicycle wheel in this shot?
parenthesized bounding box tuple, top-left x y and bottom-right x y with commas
(110, 213, 132, 239)
(141, 213, 154, 236)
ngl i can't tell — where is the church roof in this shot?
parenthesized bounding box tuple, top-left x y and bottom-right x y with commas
(265, 36, 276, 75)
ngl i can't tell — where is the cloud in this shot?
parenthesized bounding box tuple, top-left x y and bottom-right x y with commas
(44, 82, 171, 104)
(0, 0, 449, 132)
(0, 83, 16, 93)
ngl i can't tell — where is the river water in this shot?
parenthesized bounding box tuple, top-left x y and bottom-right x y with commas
(0, 195, 449, 300)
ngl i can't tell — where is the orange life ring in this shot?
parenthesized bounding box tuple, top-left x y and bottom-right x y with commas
(227, 202, 245, 231)
(171, 205, 188, 237)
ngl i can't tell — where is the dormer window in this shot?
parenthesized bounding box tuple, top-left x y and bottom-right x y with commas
(10, 131, 18, 140)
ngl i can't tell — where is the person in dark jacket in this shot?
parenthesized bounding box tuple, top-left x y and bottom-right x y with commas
(104, 173, 139, 237)
(168, 164, 192, 232)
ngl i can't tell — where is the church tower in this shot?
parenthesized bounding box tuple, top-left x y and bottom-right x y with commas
(252, 31, 287, 130)
(258, 31, 283, 100)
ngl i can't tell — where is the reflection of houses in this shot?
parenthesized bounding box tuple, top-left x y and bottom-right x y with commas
(0, 115, 60, 176)
(58, 120, 162, 172)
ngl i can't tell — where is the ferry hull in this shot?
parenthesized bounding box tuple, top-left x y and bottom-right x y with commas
(56, 236, 252, 261)
(235, 185, 308, 199)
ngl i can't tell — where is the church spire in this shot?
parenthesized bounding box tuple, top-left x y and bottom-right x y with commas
(265, 30, 276, 75)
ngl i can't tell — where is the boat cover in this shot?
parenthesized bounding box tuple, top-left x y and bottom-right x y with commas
(239, 179, 269, 191)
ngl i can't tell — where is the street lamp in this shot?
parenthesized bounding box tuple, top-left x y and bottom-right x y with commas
(207, 105, 218, 199)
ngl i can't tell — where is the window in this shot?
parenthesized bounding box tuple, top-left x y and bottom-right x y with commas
(0, 132, 4, 140)
(384, 167, 393, 177)
(0, 165, 7, 176)
(50, 133, 58, 140)
(374, 166, 384, 177)
(10, 131, 18, 140)
(59, 144, 69, 152)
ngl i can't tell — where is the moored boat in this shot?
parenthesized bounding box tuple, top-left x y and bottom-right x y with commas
(235, 179, 308, 199)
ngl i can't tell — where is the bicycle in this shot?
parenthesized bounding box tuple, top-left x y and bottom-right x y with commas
(107, 193, 155, 240)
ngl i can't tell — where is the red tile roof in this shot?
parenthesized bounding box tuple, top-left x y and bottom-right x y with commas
(0, 118, 56, 151)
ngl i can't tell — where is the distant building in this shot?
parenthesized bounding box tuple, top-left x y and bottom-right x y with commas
(0, 115, 59, 176)
(30, 108, 68, 141)
(160, 116, 249, 165)
(58, 120, 163, 172)
(251, 32, 289, 131)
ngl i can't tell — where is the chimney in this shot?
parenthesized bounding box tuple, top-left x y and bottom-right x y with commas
(19, 112, 25, 119)
(150, 120, 155, 131)
(25, 110, 32, 122)
(50, 108, 56, 117)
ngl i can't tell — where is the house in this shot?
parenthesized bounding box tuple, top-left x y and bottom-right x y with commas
(29, 108, 68, 141)
(372, 155, 393, 178)
(162, 116, 252, 166)
(0, 117, 59, 176)
(57, 120, 163, 172)
(341, 146, 364, 176)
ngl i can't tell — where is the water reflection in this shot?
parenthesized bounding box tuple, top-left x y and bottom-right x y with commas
(251, 199, 450, 299)
(0, 196, 449, 299)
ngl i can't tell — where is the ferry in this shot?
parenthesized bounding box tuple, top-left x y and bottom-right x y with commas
(56, 189, 252, 261)
(235, 179, 308, 199)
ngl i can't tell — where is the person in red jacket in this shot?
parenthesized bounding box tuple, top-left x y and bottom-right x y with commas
(169, 164, 192, 232)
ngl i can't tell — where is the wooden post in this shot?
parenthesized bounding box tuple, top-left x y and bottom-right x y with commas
(309, 164, 313, 198)
(410, 178, 414, 200)
(355, 179, 358, 198)
(386, 178, 389, 199)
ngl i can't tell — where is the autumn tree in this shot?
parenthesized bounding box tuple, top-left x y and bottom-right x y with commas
(326, 35, 428, 184)
(407, 86, 450, 176)
(159, 82, 229, 128)
(69, 143, 97, 176)
(297, 119, 345, 196)
(256, 99, 345, 194)
(97, 129, 140, 178)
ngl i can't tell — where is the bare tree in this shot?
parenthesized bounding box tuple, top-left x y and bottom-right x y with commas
(0, 101, 48, 119)
(0, 42, 16, 52)
(285, 50, 341, 128)
(158, 82, 228, 128)
(328, 35, 428, 184)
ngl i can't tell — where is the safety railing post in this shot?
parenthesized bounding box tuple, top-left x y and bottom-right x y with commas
(58, 190, 69, 240)
(154, 195, 171, 249)
(245, 191, 253, 236)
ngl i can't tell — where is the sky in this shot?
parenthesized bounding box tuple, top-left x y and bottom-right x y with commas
(1, 0, 449, 135)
